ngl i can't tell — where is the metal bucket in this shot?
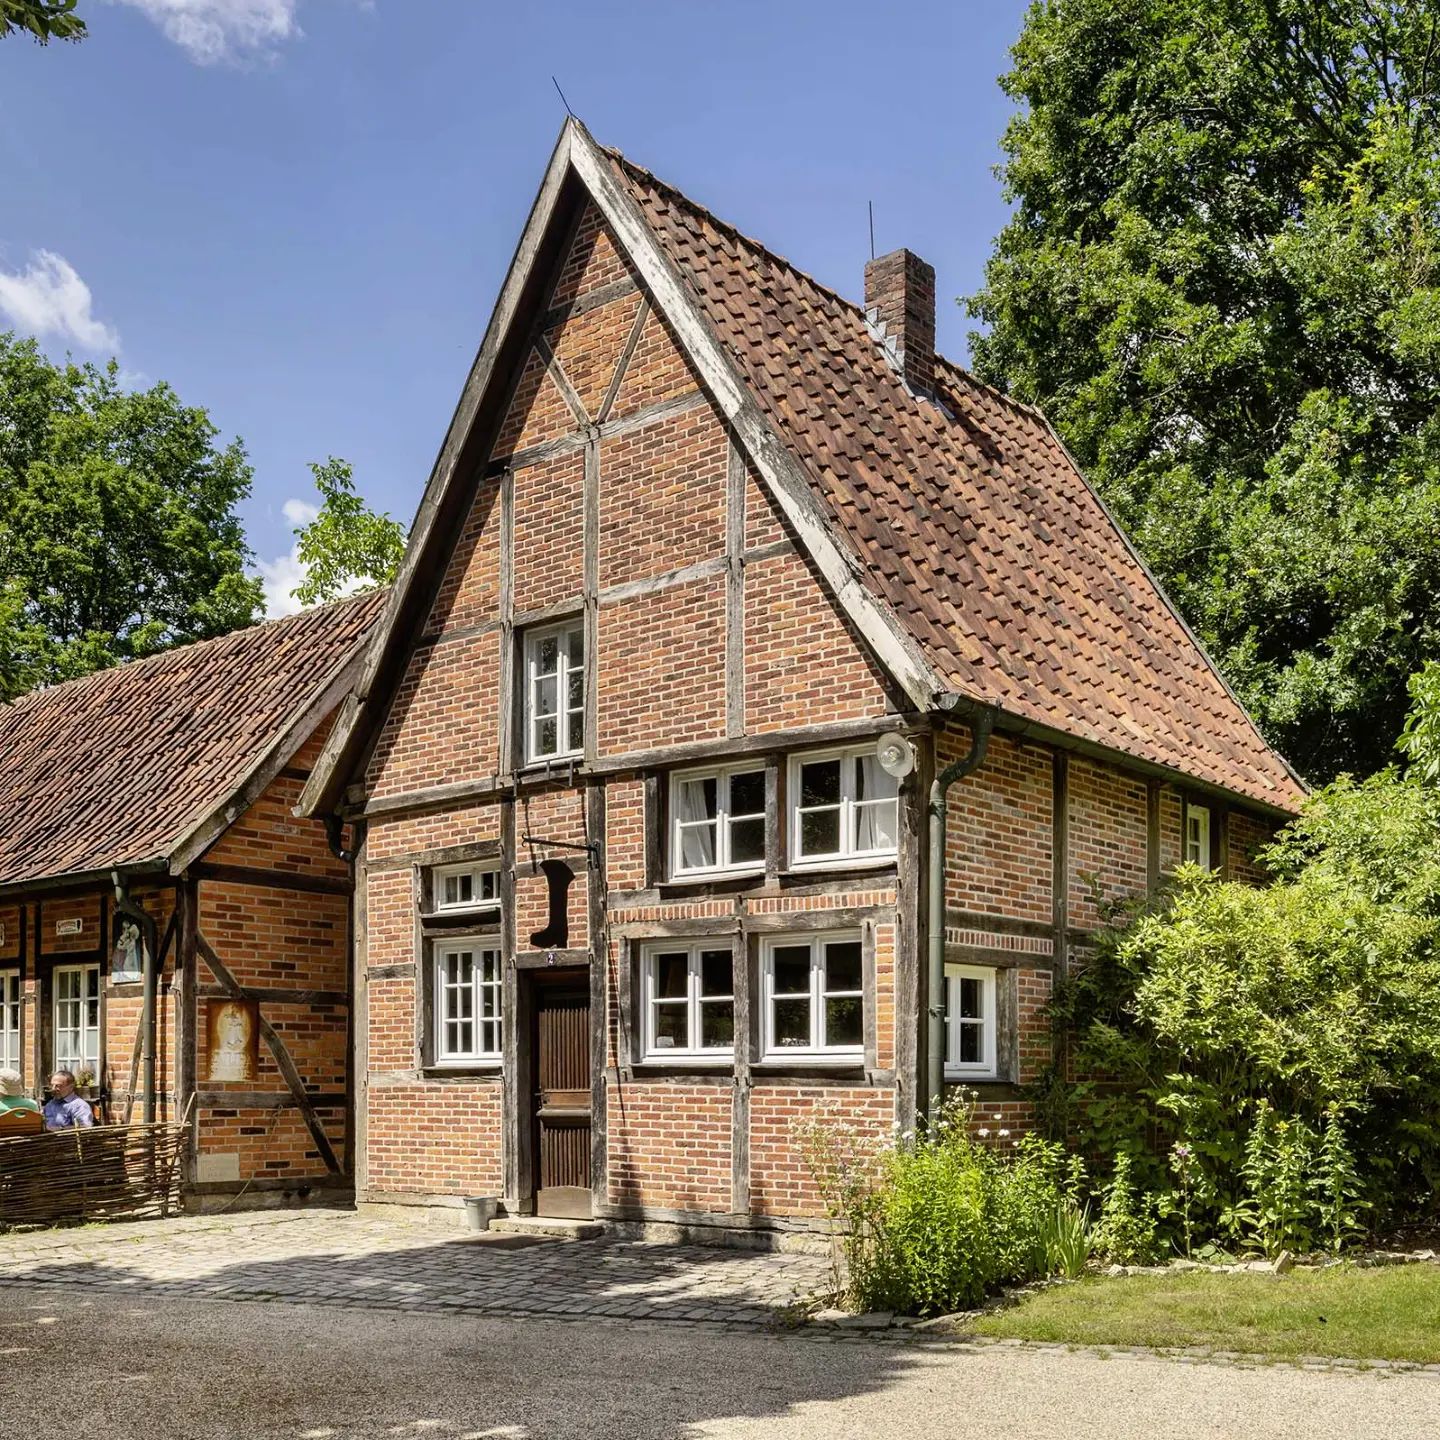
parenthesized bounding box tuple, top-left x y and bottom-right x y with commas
(463, 1195, 499, 1233)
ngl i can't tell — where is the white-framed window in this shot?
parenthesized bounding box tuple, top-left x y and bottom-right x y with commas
(760, 932, 864, 1060)
(1185, 804, 1212, 869)
(789, 747, 899, 866)
(524, 620, 584, 763)
(0, 970, 20, 1073)
(432, 862, 500, 914)
(670, 765, 767, 877)
(640, 942, 735, 1060)
(432, 943, 503, 1066)
(53, 964, 99, 1075)
(944, 964, 997, 1079)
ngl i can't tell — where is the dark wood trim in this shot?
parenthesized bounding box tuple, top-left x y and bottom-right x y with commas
(175, 880, 198, 1187)
(366, 838, 503, 875)
(896, 739, 930, 1133)
(642, 773, 664, 889)
(197, 1090, 348, 1109)
(946, 908, 1056, 942)
(366, 962, 415, 980)
(730, 927, 751, 1215)
(596, 293, 650, 424)
(196, 984, 349, 1007)
(1146, 779, 1162, 892)
(192, 862, 350, 897)
(945, 944, 1057, 971)
(1052, 752, 1071, 1089)
(725, 432, 745, 738)
(586, 781, 608, 1216)
(1215, 802, 1231, 880)
(583, 437, 600, 766)
(541, 275, 640, 332)
(351, 825, 367, 1196)
(513, 947, 592, 970)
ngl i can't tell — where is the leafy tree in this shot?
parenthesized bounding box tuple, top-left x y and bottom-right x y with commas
(290, 457, 405, 607)
(0, 333, 262, 699)
(1, 0, 85, 42)
(969, 0, 1440, 780)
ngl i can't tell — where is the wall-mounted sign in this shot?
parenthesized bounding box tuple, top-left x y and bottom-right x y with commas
(205, 998, 259, 1083)
(111, 919, 144, 984)
(55, 918, 83, 936)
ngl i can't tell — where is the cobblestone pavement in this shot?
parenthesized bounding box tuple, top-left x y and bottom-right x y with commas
(0, 1209, 833, 1327)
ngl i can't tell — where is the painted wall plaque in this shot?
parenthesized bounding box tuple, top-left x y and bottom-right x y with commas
(111, 919, 144, 984)
(206, 998, 259, 1083)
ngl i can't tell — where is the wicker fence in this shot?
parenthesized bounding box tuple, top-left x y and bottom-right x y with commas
(0, 1122, 188, 1229)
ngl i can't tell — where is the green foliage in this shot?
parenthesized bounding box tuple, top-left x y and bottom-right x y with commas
(969, 0, 1440, 780)
(1397, 660, 1440, 785)
(795, 1096, 1093, 1315)
(290, 457, 405, 608)
(1091, 1150, 1164, 1264)
(0, 333, 262, 699)
(0, 0, 85, 42)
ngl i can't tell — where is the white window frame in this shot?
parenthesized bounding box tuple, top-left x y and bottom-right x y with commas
(944, 964, 997, 1079)
(431, 862, 500, 915)
(639, 941, 736, 1062)
(760, 932, 865, 1062)
(52, 963, 100, 1075)
(669, 764, 768, 878)
(523, 620, 584, 764)
(431, 942, 503, 1067)
(788, 746, 899, 868)
(0, 969, 20, 1074)
(1185, 803, 1212, 870)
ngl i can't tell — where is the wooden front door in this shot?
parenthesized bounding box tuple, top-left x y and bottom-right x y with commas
(533, 972, 592, 1218)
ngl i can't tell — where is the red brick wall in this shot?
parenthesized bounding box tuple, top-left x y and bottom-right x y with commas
(607, 305, 702, 419)
(607, 1082, 733, 1212)
(943, 731, 1052, 924)
(367, 1080, 503, 1198)
(1067, 757, 1149, 930)
(749, 1086, 894, 1217)
(512, 449, 585, 613)
(1229, 809, 1278, 884)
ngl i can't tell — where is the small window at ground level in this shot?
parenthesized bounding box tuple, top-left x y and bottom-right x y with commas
(53, 964, 99, 1075)
(524, 621, 584, 763)
(433, 944, 503, 1064)
(0, 970, 20, 1073)
(761, 933, 864, 1060)
(432, 863, 500, 914)
(640, 943, 735, 1059)
(670, 765, 767, 876)
(789, 748, 898, 866)
(944, 964, 997, 1079)
(1185, 804, 1212, 870)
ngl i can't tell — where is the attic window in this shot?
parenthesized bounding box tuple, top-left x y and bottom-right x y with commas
(524, 621, 584, 764)
(1185, 804, 1212, 870)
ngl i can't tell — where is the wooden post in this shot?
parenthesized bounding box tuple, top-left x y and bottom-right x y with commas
(174, 878, 198, 1191)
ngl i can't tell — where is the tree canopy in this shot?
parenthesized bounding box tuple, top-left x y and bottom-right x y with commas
(0, 0, 84, 42)
(290, 456, 405, 608)
(0, 334, 262, 699)
(969, 0, 1440, 781)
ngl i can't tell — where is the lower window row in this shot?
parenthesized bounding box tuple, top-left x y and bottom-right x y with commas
(429, 936, 1000, 1077)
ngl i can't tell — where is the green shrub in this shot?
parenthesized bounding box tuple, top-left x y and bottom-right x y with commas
(1091, 1150, 1164, 1265)
(796, 1095, 1092, 1315)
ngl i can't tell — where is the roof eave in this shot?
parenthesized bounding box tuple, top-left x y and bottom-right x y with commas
(0, 858, 171, 902)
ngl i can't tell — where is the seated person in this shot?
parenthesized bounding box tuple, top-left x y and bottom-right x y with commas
(43, 1070, 94, 1131)
(0, 1068, 43, 1135)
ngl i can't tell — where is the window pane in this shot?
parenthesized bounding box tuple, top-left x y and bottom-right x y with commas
(825, 996, 862, 1048)
(654, 953, 688, 999)
(854, 800, 897, 853)
(534, 673, 558, 716)
(729, 770, 765, 816)
(824, 941, 862, 993)
(565, 626, 584, 666)
(799, 808, 841, 856)
(854, 754, 899, 804)
(959, 1023, 981, 1065)
(959, 977, 982, 1020)
(772, 997, 810, 1047)
(800, 759, 841, 807)
(567, 666, 583, 711)
(538, 633, 558, 671)
(700, 950, 732, 997)
(537, 716, 557, 754)
(652, 1003, 686, 1049)
(700, 1002, 734, 1049)
(771, 945, 811, 995)
(729, 817, 765, 864)
(677, 777, 718, 823)
(678, 822, 718, 870)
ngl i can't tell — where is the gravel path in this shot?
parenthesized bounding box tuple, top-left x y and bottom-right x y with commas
(4, 1285, 1439, 1439)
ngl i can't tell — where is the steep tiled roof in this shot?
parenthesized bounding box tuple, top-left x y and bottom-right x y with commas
(0, 592, 385, 889)
(606, 152, 1304, 811)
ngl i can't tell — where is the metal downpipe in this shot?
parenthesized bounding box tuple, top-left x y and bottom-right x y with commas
(926, 707, 996, 1119)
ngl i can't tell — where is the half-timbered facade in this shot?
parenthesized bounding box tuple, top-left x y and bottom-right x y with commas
(0, 593, 382, 1211)
(303, 122, 1304, 1240)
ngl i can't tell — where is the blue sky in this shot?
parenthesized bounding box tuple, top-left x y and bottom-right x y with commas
(0, 0, 1027, 612)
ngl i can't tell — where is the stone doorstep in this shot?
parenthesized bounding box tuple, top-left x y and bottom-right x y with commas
(488, 1216, 607, 1241)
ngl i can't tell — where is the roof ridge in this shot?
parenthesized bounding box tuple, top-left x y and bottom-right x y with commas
(601, 146, 1041, 427)
(0, 588, 387, 716)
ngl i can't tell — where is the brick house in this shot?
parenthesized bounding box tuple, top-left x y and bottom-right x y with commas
(0, 593, 381, 1210)
(300, 121, 1304, 1239)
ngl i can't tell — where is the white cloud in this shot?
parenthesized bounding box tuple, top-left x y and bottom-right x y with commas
(0, 251, 119, 353)
(256, 498, 318, 617)
(108, 0, 303, 65)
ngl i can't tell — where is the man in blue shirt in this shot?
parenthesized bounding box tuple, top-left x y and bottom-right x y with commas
(43, 1070, 94, 1130)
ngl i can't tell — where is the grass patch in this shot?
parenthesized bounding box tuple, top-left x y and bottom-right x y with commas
(971, 1266, 1440, 1363)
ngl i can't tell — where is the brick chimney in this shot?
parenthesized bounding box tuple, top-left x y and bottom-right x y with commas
(864, 248, 936, 394)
